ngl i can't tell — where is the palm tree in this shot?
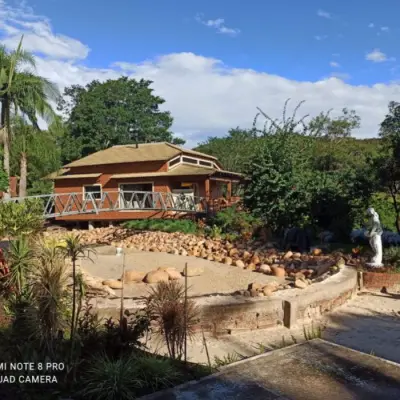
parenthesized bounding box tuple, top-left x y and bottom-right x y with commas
(0, 36, 59, 198)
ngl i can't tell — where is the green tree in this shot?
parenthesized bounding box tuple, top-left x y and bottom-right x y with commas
(375, 102, 400, 233)
(195, 128, 261, 172)
(10, 117, 62, 197)
(58, 77, 183, 163)
(0, 37, 59, 197)
(243, 100, 373, 238)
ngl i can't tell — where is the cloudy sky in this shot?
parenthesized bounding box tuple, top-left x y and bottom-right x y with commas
(1, 0, 400, 147)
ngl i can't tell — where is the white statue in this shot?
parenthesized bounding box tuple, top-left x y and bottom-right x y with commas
(365, 208, 383, 268)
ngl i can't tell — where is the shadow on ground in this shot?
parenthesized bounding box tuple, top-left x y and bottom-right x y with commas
(142, 340, 400, 400)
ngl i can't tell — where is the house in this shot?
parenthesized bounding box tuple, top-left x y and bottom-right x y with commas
(48, 142, 245, 226)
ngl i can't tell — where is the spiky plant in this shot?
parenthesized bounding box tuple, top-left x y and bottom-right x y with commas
(31, 236, 68, 354)
(63, 234, 95, 344)
(146, 280, 200, 360)
(79, 352, 142, 400)
(5, 235, 34, 296)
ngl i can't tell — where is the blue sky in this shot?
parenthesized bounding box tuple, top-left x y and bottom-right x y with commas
(1, 0, 400, 146)
(27, 0, 400, 84)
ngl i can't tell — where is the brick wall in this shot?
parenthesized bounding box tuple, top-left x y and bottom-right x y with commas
(362, 271, 400, 292)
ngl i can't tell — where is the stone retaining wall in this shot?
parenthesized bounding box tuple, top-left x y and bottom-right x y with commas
(361, 271, 400, 292)
(194, 266, 357, 334)
(92, 267, 358, 334)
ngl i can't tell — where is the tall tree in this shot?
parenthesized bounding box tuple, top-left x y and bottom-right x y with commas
(58, 77, 183, 163)
(0, 37, 59, 197)
(376, 101, 400, 233)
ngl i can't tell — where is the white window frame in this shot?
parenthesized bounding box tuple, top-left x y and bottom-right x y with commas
(118, 181, 154, 211)
(167, 154, 221, 170)
(83, 184, 102, 201)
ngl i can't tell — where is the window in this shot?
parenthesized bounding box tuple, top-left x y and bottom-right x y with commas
(169, 156, 181, 167)
(84, 185, 102, 200)
(182, 156, 198, 164)
(199, 160, 213, 167)
(119, 183, 153, 209)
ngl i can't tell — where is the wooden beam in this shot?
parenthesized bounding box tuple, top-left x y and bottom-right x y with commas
(227, 181, 232, 201)
(205, 178, 210, 201)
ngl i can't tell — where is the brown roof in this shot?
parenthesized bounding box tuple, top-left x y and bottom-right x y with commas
(64, 142, 218, 168)
(111, 164, 244, 179)
(53, 173, 101, 180)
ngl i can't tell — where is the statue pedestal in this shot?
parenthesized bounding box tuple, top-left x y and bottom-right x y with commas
(365, 262, 383, 268)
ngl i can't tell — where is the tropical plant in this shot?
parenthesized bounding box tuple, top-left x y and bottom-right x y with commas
(5, 235, 34, 296)
(146, 280, 200, 360)
(0, 198, 44, 237)
(31, 236, 69, 353)
(63, 234, 94, 345)
(0, 37, 59, 197)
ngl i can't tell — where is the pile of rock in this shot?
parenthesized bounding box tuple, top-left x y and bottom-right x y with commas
(52, 228, 347, 292)
(100, 265, 205, 289)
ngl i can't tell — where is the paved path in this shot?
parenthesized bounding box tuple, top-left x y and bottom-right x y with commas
(141, 339, 400, 400)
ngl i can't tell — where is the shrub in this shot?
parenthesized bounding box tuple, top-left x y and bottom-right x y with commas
(0, 165, 8, 193)
(79, 353, 142, 400)
(210, 205, 261, 236)
(145, 280, 200, 360)
(0, 198, 44, 238)
(383, 246, 400, 268)
(135, 356, 182, 392)
(123, 219, 198, 234)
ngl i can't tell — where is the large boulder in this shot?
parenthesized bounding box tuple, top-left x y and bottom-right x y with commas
(123, 270, 146, 282)
(271, 265, 286, 278)
(102, 279, 123, 289)
(144, 270, 169, 284)
(158, 267, 182, 280)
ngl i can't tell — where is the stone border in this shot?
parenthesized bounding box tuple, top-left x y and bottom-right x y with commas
(93, 266, 357, 334)
(360, 271, 400, 292)
(194, 266, 357, 334)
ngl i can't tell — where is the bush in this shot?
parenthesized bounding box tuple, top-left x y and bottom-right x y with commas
(123, 219, 198, 234)
(0, 199, 44, 238)
(210, 205, 261, 237)
(79, 353, 142, 400)
(0, 165, 8, 193)
(383, 246, 400, 268)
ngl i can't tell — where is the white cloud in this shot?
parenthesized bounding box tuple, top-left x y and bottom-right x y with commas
(195, 14, 240, 37)
(0, 0, 89, 59)
(317, 9, 331, 19)
(365, 49, 393, 63)
(314, 35, 328, 41)
(381, 26, 389, 32)
(2, 1, 400, 148)
(329, 72, 351, 81)
(368, 23, 375, 28)
(330, 61, 340, 68)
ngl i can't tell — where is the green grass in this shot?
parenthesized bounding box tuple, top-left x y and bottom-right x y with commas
(123, 219, 198, 234)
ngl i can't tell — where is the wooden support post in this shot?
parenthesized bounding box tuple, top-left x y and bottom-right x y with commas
(227, 181, 232, 201)
(205, 178, 210, 201)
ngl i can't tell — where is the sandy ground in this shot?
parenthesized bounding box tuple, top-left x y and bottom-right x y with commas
(81, 249, 282, 298)
(82, 248, 400, 366)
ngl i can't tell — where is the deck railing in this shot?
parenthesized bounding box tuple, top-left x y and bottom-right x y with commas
(3, 191, 208, 219)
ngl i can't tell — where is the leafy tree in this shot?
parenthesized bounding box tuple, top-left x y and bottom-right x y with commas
(376, 101, 400, 233)
(0, 37, 59, 197)
(195, 128, 261, 173)
(10, 117, 62, 197)
(243, 100, 373, 238)
(58, 77, 183, 163)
